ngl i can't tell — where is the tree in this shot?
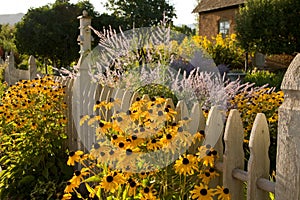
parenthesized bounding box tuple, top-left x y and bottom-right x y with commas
(14, 0, 98, 68)
(236, 0, 300, 55)
(104, 0, 176, 30)
(0, 24, 17, 58)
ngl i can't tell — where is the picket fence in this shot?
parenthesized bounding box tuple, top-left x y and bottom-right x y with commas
(50, 53, 300, 200)
(52, 73, 274, 200)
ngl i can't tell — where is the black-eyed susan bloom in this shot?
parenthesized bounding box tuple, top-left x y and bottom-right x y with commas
(190, 183, 214, 200)
(69, 168, 89, 187)
(140, 185, 159, 200)
(64, 181, 77, 193)
(213, 186, 231, 200)
(67, 150, 84, 166)
(100, 172, 126, 193)
(127, 178, 139, 197)
(174, 154, 198, 175)
(198, 168, 219, 185)
(197, 146, 218, 167)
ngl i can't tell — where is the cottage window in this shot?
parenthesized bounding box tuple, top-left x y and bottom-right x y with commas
(219, 20, 230, 38)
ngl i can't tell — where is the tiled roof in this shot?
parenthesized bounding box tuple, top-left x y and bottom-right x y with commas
(192, 0, 245, 13)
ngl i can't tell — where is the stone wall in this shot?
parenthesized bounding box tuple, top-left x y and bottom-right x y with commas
(4, 55, 40, 85)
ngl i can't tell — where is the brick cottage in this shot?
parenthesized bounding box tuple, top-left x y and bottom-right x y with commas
(193, 0, 245, 38)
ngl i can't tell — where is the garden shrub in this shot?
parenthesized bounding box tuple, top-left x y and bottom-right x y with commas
(193, 34, 245, 70)
(62, 97, 231, 200)
(244, 69, 286, 90)
(230, 88, 284, 173)
(136, 83, 178, 106)
(0, 76, 72, 199)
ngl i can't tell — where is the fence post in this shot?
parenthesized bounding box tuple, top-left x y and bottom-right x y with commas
(28, 55, 37, 79)
(223, 109, 244, 200)
(247, 113, 270, 200)
(276, 53, 300, 200)
(72, 11, 92, 150)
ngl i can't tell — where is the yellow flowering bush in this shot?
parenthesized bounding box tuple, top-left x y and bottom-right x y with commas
(0, 76, 72, 199)
(63, 97, 231, 200)
(193, 34, 245, 69)
(230, 88, 284, 173)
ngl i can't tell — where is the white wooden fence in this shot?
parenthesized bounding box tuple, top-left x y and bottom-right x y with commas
(51, 53, 300, 200)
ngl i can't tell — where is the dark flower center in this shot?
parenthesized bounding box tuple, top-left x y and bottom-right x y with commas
(117, 117, 123, 122)
(211, 150, 217, 156)
(119, 142, 125, 148)
(67, 181, 71, 185)
(126, 149, 133, 156)
(205, 172, 210, 177)
(132, 135, 137, 140)
(69, 151, 75, 156)
(223, 188, 229, 194)
(158, 111, 163, 116)
(106, 176, 113, 182)
(94, 143, 100, 149)
(166, 134, 172, 140)
(75, 170, 81, 176)
(113, 135, 118, 140)
(144, 187, 150, 193)
(200, 188, 208, 195)
(182, 158, 189, 165)
(209, 168, 215, 173)
(109, 150, 114, 155)
(99, 122, 105, 127)
(130, 181, 136, 187)
(151, 139, 157, 143)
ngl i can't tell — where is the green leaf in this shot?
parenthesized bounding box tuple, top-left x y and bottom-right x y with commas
(19, 175, 35, 186)
(42, 168, 49, 179)
(83, 175, 102, 183)
(96, 187, 101, 199)
(85, 182, 95, 195)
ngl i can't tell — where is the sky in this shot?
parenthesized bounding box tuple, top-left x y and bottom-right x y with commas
(0, 0, 197, 25)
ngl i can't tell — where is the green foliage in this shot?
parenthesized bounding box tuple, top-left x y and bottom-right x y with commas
(0, 76, 72, 199)
(104, 0, 176, 29)
(0, 24, 17, 55)
(136, 83, 178, 105)
(14, 1, 98, 68)
(244, 69, 286, 90)
(236, 0, 300, 54)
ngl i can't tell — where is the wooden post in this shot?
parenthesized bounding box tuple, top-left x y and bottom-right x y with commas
(72, 11, 92, 150)
(276, 53, 300, 200)
(223, 109, 244, 200)
(247, 113, 270, 200)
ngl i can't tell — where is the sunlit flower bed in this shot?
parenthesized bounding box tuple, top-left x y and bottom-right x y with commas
(63, 97, 230, 200)
(0, 76, 69, 199)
